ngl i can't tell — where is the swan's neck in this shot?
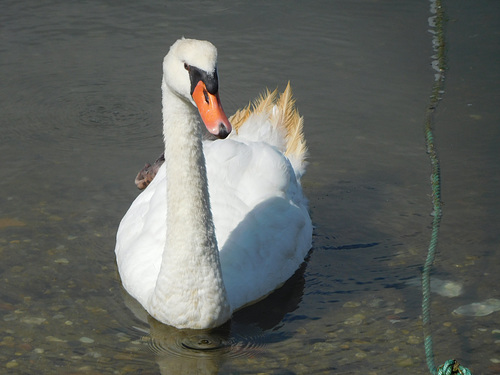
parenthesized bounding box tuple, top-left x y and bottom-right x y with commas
(148, 81, 231, 329)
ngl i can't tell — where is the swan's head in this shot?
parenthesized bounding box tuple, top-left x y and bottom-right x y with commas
(163, 38, 232, 139)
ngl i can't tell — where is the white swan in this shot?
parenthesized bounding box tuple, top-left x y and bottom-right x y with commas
(115, 38, 312, 329)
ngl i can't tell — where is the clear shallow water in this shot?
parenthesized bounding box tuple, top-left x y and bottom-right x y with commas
(1, 0, 499, 374)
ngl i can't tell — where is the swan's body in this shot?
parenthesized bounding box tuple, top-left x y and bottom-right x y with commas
(115, 38, 312, 329)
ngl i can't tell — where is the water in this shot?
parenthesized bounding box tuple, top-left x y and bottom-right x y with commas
(1, 0, 499, 373)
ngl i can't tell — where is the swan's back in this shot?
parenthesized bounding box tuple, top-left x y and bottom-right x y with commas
(116, 84, 312, 313)
(215, 83, 311, 309)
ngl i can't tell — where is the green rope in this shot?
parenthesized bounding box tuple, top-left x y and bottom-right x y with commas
(437, 360, 473, 375)
(421, 1, 472, 374)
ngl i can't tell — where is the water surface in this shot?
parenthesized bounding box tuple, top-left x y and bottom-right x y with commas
(1, 0, 499, 373)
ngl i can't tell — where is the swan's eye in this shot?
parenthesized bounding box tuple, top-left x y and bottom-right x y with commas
(184, 63, 189, 71)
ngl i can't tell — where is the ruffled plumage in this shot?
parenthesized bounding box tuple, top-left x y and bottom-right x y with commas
(230, 82, 308, 178)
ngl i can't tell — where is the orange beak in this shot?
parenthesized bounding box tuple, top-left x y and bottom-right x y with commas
(192, 81, 232, 139)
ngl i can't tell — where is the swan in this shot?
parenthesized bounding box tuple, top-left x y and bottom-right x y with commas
(115, 38, 312, 329)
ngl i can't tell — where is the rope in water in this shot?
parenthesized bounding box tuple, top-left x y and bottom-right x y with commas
(421, 0, 444, 368)
(421, 1, 472, 374)
(437, 360, 473, 375)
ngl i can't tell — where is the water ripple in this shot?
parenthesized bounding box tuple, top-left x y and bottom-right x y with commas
(60, 87, 161, 148)
(147, 320, 266, 361)
(3, 80, 161, 152)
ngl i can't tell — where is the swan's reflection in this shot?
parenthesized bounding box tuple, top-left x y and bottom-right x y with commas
(148, 318, 230, 375)
(121, 261, 307, 374)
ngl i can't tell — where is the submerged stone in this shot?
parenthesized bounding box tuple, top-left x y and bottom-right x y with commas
(407, 277, 463, 297)
(21, 317, 46, 325)
(453, 298, 500, 317)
